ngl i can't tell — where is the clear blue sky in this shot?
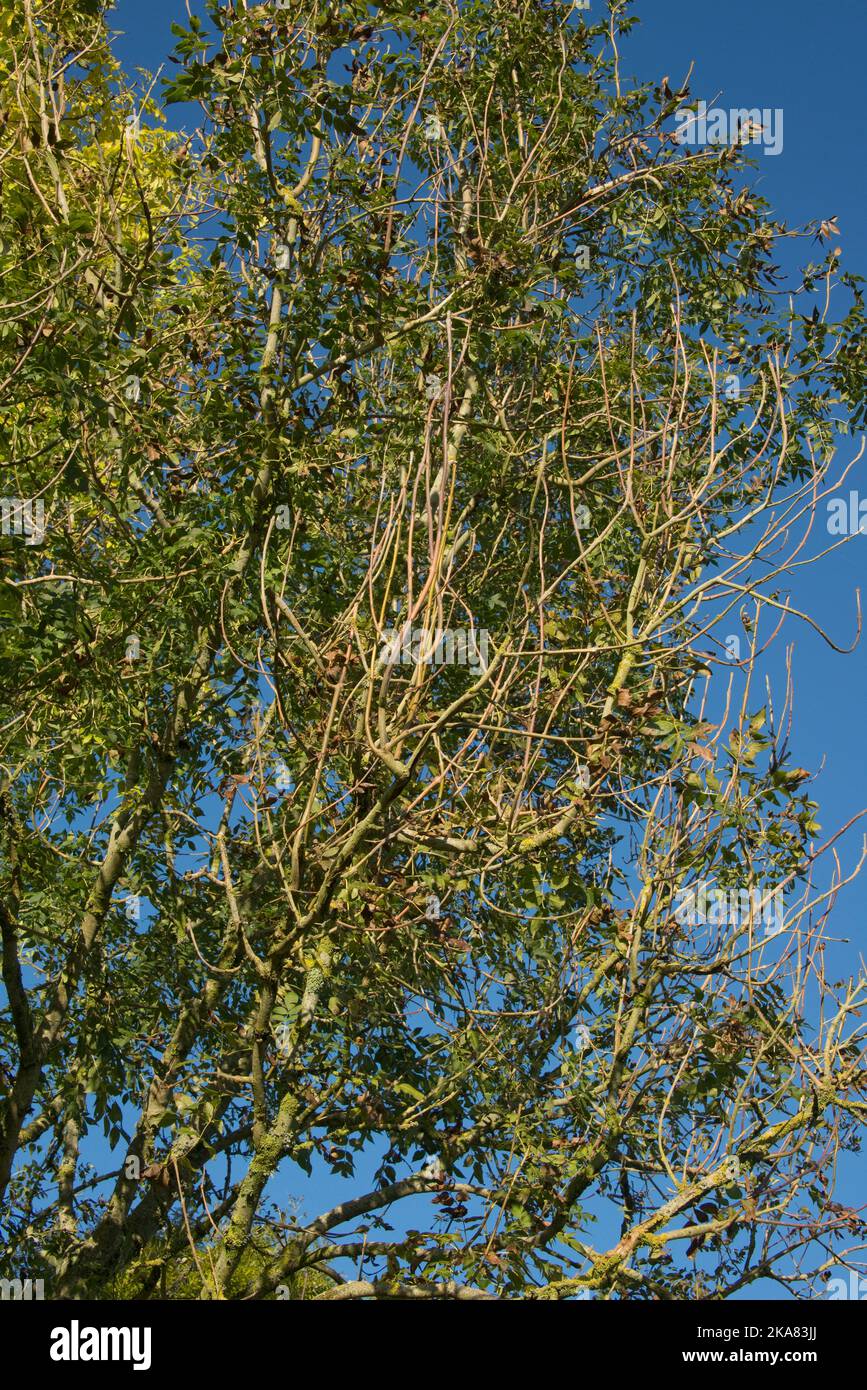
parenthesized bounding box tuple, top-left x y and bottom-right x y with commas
(98, 0, 867, 1295)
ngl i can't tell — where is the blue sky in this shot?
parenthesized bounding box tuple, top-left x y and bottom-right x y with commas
(88, 0, 867, 1295)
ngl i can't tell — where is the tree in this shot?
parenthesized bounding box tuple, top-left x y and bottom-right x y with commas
(1, 0, 865, 1301)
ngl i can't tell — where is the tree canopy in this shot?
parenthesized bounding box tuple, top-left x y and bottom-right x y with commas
(1, 0, 865, 1300)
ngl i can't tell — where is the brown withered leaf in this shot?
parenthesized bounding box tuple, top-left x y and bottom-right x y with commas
(141, 1164, 171, 1188)
(687, 742, 714, 763)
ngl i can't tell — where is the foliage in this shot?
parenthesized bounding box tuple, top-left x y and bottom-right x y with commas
(0, 0, 865, 1300)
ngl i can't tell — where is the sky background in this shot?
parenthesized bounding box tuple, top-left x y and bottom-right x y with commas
(89, 0, 867, 1296)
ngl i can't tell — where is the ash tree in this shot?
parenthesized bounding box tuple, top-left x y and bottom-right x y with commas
(1, 0, 866, 1300)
